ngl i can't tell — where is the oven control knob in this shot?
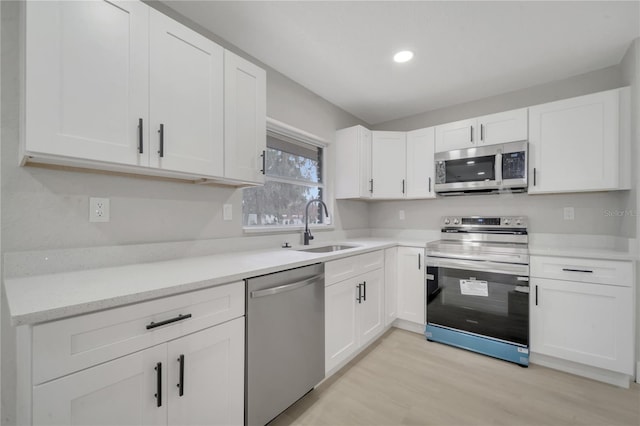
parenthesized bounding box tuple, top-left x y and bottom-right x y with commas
(516, 219, 522, 226)
(503, 219, 511, 226)
(453, 218, 459, 225)
(444, 218, 451, 225)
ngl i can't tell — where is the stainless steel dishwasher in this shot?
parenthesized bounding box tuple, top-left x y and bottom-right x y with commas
(245, 263, 325, 426)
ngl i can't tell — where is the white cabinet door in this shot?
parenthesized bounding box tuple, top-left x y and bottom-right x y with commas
(397, 247, 425, 324)
(33, 345, 166, 426)
(25, 0, 149, 166)
(371, 131, 406, 198)
(335, 125, 372, 199)
(434, 118, 476, 152)
(358, 269, 385, 347)
(150, 9, 224, 177)
(528, 89, 620, 193)
(224, 50, 266, 184)
(325, 279, 358, 373)
(167, 318, 244, 426)
(476, 108, 527, 146)
(530, 278, 633, 375)
(384, 248, 398, 326)
(406, 127, 436, 199)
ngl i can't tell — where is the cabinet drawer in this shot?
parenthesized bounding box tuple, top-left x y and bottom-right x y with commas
(32, 281, 244, 385)
(325, 251, 384, 286)
(530, 256, 633, 287)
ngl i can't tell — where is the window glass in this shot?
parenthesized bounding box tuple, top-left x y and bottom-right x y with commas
(243, 135, 324, 227)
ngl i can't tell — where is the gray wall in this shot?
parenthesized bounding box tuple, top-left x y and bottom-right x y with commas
(370, 63, 633, 238)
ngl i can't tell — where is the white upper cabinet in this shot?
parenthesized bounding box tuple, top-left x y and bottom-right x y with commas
(406, 127, 436, 199)
(223, 50, 267, 184)
(149, 9, 224, 177)
(23, 0, 265, 185)
(477, 108, 528, 145)
(335, 125, 372, 199)
(371, 131, 407, 199)
(24, 0, 150, 166)
(434, 108, 527, 152)
(528, 88, 630, 194)
(434, 118, 476, 152)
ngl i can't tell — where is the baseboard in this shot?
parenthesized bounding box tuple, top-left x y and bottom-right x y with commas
(391, 319, 424, 334)
(530, 352, 632, 388)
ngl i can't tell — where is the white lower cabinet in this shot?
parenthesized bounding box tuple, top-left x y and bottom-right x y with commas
(325, 252, 385, 374)
(22, 283, 246, 426)
(33, 345, 166, 426)
(33, 319, 244, 426)
(384, 247, 398, 326)
(529, 255, 634, 385)
(397, 247, 425, 325)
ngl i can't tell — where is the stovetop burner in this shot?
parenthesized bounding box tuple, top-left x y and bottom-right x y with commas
(427, 216, 529, 264)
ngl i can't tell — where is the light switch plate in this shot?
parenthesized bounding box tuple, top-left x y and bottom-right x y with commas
(223, 204, 233, 221)
(89, 197, 110, 222)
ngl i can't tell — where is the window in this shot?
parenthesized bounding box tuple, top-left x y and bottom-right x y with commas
(243, 122, 327, 229)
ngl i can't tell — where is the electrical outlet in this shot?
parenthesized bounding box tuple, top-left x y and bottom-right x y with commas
(563, 207, 575, 221)
(223, 204, 233, 221)
(89, 197, 110, 222)
(399, 210, 405, 220)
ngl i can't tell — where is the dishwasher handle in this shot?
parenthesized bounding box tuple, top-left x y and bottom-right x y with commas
(250, 275, 322, 298)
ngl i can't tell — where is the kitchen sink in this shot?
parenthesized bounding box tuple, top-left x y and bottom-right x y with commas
(296, 244, 359, 253)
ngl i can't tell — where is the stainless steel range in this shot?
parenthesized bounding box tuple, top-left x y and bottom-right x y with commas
(425, 216, 530, 366)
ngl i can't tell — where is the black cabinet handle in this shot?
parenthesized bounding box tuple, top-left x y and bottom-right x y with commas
(158, 124, 164, 158)
(480, 123, 484, 141)
(138, 118, 144, 154)
(155, 362, 162, 407)
(562, 268, 593, 273)
(260, 150, 266, 174)
(402, 179, 405, 194)
(362, 281, 367, 301)
(418, 253, 421, 270)
(369, 179, 373, 194)
(428, 177, 431, 193)
(356, 284, 362, 304)
(146, 313, 192, 330)
(177, 354, 185, 397)
(533, 168, 536, 186)
(535, 285, 538, 306)
(470, 125, 474, 143)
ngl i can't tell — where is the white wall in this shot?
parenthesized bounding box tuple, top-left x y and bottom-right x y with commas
(370, 63, 632, 239)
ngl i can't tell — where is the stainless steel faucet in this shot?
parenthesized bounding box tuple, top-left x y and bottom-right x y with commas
(303, 199, 329, 245)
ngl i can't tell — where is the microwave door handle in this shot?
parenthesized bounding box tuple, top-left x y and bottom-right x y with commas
(495, 152, 502, 184)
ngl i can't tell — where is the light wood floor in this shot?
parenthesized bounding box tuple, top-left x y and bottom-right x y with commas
(271, 328, 640, 426)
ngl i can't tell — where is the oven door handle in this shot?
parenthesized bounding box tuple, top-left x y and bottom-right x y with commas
(426, 256, 529, 276)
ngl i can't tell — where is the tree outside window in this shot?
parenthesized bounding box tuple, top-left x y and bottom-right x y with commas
(243, 136, 325, 227)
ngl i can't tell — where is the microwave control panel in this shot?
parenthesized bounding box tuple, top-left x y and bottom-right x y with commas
(502, 151, 527, 180)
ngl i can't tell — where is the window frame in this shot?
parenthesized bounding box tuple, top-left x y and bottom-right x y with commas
(242, 118, 332, 234)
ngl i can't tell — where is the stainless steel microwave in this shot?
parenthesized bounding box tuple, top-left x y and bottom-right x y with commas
(434, 141, 528, 195)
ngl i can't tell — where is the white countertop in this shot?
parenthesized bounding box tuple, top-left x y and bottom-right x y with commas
(528, 245, 637, 261)
(4, 239, 399, 326)
(5, 236, 635, 327)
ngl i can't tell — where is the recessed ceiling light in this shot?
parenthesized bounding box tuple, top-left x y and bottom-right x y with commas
(393, 50, 414, 63)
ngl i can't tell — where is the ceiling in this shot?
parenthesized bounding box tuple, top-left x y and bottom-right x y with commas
(162, 1, 640, 125)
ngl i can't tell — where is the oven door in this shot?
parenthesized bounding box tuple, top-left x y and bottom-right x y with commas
(426, 256, 529, 346)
